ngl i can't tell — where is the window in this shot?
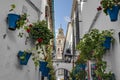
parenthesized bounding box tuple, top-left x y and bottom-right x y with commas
(58, 48, 59, 51)
(59, 40, 61, 44)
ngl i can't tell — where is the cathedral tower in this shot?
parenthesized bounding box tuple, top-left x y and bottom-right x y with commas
(56, 25, 65, 59)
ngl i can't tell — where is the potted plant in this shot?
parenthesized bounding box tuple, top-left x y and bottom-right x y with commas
(76, 29, 115, 80)
(39, 61, 50, 76)
(101, 0, 120, 21)
(70, 65, 87, 80)
(24, 20, 53, 67)
(46, 46, 56, 80)
(76, 29, 101, 60)
(101, 29, 114, 49)
(17, 51, 32, 65)
(25, 20, 54, 46)
(7, 4, 28, 30)
(7, 4, 20, 30)
(16, 13, 28, 29)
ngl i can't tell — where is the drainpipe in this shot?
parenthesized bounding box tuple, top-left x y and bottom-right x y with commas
(72, 19, 75, 68)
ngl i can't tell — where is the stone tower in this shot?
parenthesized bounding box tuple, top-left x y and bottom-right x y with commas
(56, 25, 65, 59)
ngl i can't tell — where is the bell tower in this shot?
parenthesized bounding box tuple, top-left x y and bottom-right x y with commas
(56, 25, 65, 59)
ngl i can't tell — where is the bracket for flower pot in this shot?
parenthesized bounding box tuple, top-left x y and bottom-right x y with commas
(39, 61, 50, 77)
(103, 37, 111, 49)
(7, 13, 20, 30)
(107, 6, 119, 21)
(18, 51, 32, 65)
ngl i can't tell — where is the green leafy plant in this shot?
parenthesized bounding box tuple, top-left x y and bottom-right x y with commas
(75, 29, 115, 79)
(101, 29, 114, 42)
(9, 4, 16, 12)
(19, 51, 26, 61)
(70, 65, 87, 80)
(46, 45, 56, 80)
(101, 0, 120, 15)
(16, 13, 28, 29)
(18, 20, 54, 67)
(31, 46, 44, 67)
(25, 20, 54, 46)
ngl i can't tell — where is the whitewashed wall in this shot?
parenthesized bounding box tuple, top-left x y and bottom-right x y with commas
(80, 0, 120, 80)
(0, 0, 47, 80)
(63, 22, 73, 55)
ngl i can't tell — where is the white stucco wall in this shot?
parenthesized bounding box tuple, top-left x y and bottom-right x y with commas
(63, 22, 73, 56)
(80, 0, 120, 80)
(81, 0, 99, 37)
(0, 0, 47, 80)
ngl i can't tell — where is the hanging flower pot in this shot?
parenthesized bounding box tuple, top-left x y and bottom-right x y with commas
(79, 64, 86, 70)
(7, 13, 20, 30)
(17, 51, 32, 65)
(103, 37, 112, 49)
(107, 6, 119, 21)
(76, 63, 86, 72)
(39, 61, 50, 77)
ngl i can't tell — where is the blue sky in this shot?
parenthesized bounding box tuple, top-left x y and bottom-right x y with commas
(54, 0, 72, 36)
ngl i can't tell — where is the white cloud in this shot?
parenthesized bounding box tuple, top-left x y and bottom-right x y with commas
(64, 16, 71, 22)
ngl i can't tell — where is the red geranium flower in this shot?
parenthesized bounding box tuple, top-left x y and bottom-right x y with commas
(97, 6, 102, 11)
(26, 29, 30, 33)
(37, 38, 43, 43)
(29, 24, 33, 27)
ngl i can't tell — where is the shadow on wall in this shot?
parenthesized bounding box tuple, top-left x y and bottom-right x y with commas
(5, 22, 17, 42)
(15, 56, 24, 70)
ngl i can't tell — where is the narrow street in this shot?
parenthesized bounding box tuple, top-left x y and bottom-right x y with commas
(0, 0, 119, 80)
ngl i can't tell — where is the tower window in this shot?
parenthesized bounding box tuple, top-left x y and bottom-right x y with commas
(59, 40, 61, 43)
(58, 48, 59, 51)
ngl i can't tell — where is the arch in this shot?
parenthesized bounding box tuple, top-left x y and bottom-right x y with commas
(55, 68, 70, 73)
(53, 62, 72, 72)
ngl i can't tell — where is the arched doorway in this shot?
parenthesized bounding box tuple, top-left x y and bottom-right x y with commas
(55, 68, 70, 80)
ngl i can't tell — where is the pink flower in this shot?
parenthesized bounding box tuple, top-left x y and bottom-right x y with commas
(37, 38, 43, 43)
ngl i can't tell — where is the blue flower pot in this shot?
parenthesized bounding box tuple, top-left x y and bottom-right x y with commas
(39, 61, 50, 77)
(103, 37, 112, 49)
(42, 68, 50, 77)
(18, 51, 32, 65)
(74, 64, 86, 74)
(76, 64, 86, 70)
(7, 13, 20, 30)
(107, 6, 119, 21)
(91, 64, 96, 69)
